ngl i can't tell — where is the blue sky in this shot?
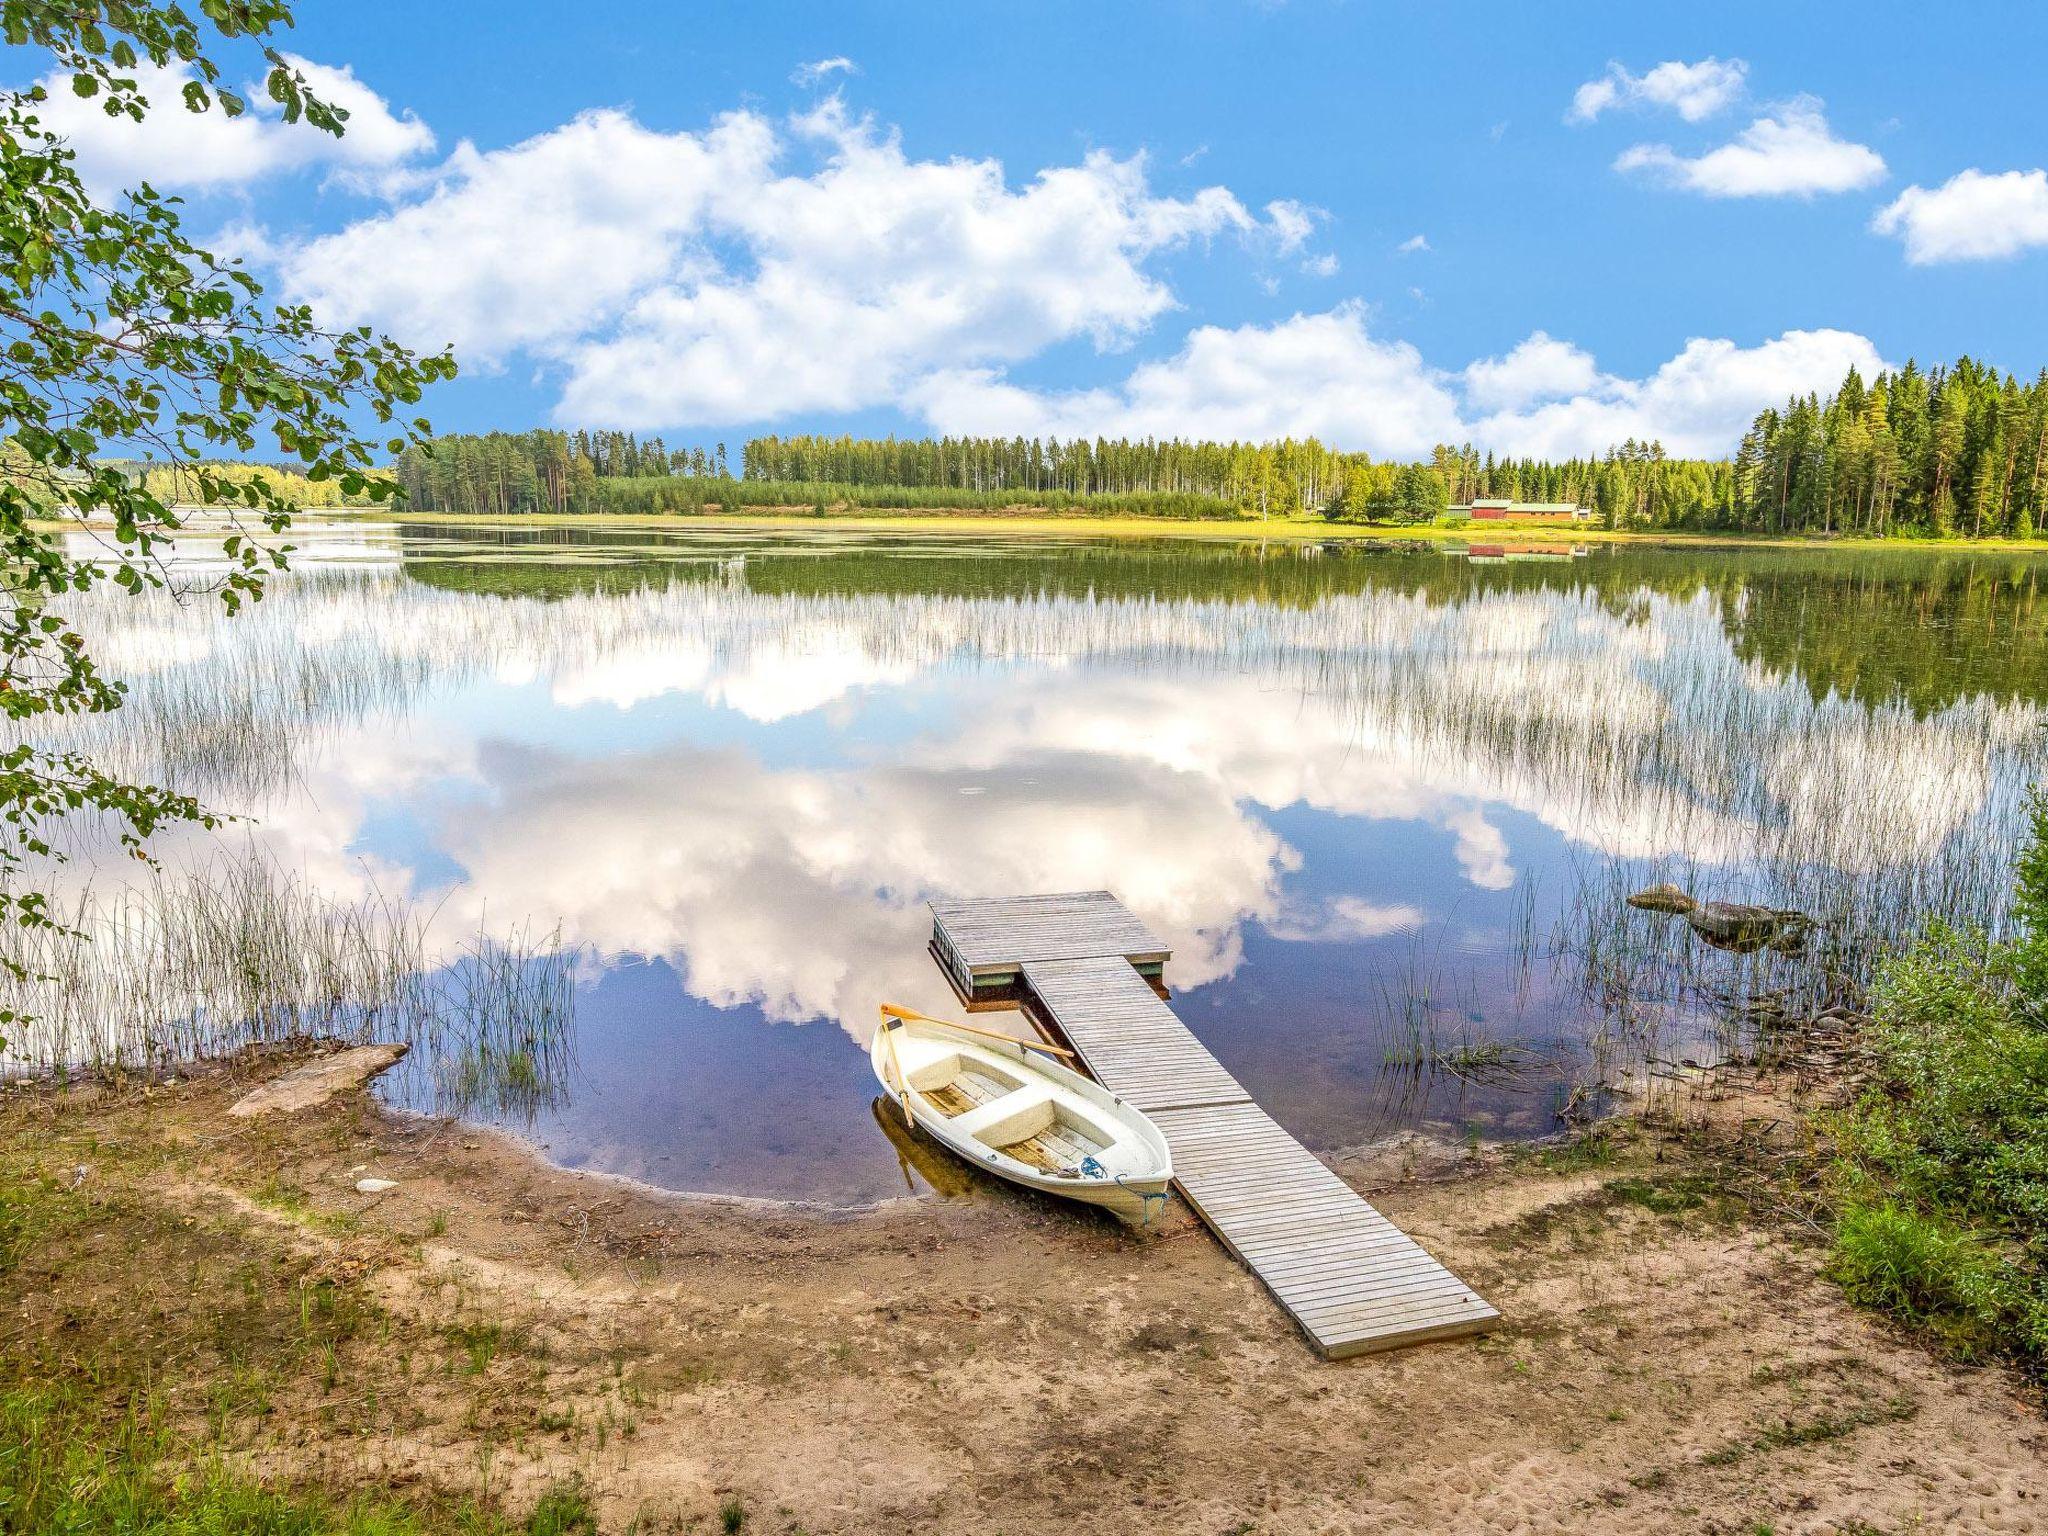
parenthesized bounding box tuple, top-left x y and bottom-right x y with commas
(35, 1, 2048, 459)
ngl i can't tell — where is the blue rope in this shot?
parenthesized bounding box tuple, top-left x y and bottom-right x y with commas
(1073, 1155, 1170, 1226)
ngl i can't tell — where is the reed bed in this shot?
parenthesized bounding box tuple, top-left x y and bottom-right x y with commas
(13, 534, 2044, 1126)
(0, 846, 576, 1119)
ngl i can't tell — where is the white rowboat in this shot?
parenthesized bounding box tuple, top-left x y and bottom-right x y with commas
(872, 1006, 1173, 1227)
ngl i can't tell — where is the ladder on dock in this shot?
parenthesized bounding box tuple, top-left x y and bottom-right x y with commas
(929, 891, 1499, 1359)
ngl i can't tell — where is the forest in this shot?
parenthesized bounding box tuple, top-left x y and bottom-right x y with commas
(373, 356, 2048, 539)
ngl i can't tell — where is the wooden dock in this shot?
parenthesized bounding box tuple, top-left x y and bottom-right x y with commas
(929, 891, 1499, 1359)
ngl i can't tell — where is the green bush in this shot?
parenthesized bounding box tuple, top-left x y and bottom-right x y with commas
(1824, 792, 2048, 1368)
(1830, 1204, 2028, 1358)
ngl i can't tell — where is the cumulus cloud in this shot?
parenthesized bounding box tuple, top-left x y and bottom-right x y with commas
(1396, 233, 1430, 254)
(1468, 328, 1890, 459)
(1461, 332, 1600, 413)
(1873, 168, 2048, 263)
(284, 109, 780, 365)
(1616, 98, 1884, 198)
(30, 53, 432, 198)
(916, 312, 1888, 461)
(790, 56, 858, 87)
(199, 80, 1878, 455)
(281, 99, 1298, 420)
(1569, 58, 1747, 124)
(913, 304, 1467, 459)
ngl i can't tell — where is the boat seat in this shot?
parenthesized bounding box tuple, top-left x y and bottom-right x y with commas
(947, 1084, 1057, 1148)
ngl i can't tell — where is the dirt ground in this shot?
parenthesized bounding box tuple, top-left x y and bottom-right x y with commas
(2, 1046, 2041, 1535)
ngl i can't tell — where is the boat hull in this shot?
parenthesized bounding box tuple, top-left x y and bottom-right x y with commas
(872, 1013, 1173, 1228)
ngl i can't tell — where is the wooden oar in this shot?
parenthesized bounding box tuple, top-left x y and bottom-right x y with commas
(879, 1003, 1078, 1061)
(877, 1012, 915, 1125)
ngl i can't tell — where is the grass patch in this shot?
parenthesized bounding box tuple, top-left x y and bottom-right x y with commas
(448, 1322, 507, 1376)
(1822, 793, 2048, 1371)
(1604, 1172, 1733, 1216)
(1699, 1397, 1918, 1467)
(525, 1478, 598, 1535)
(0, 1133, 565, 1535)
(1532, 1129, 1627, 1174)
(0, 1378, 516, 1534)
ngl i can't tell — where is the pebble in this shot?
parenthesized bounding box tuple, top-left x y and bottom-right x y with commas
(355, 1177, 399, 1194)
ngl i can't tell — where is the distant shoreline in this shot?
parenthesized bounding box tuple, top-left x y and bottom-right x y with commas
(300, 506, 2048, 554)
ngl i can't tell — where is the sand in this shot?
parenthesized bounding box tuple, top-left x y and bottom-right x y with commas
(3, 1050, 2040, 1534)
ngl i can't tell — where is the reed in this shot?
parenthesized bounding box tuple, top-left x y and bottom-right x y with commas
(0, 844, 576, 1117)
(17, 531, 2045, 1134)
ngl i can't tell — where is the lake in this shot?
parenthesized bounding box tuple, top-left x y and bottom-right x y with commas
(11, 523, 2046, 1205)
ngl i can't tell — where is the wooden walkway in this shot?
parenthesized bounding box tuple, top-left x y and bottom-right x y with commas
(929, 891, 1499, 1359)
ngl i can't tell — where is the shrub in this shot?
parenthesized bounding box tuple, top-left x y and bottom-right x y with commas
(1830, 1204, 2024, 1359)
(1823, 793, 2048, 1369)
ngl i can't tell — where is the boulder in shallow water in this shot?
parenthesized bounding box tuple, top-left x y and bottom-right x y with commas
(226, 1043, 408, 1118)
(1684, 902, 1792, 953)
(1626, 882, 1697, 914)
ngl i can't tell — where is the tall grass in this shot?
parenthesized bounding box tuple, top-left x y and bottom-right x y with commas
(0, 846, 577, 1118)
(0, 1373, 598, 1534)
(16, 531, 2047, 1131)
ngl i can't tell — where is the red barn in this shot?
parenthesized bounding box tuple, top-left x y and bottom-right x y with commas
(1450, 500, 1592, 524)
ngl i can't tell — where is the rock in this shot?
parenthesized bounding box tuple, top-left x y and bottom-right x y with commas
(1626, 882, 1696, 915)
(225, 1043, 408, 1118)
(1766, 919, 1813, 956)
(355, 1177, 398, 1194)
(1685, 902, 1805, 954)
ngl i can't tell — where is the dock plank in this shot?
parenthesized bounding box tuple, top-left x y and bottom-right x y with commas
(929, 893, 1498, 1359)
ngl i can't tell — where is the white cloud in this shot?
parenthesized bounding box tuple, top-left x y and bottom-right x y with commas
(1616, 98, 1884, 198)
(189, 81, 1880, 456)
(1443, 808, 1514, 890)
(283, 108, 779, 365)
(791, 56, 858, 87)
(1396, 233, 1430, 254)
(1263, 198, 1317, 252)
(282, 99, 1295, 420)
(913, 304, 1467, 459)
(1470, 328, 1889, 459)
(41, 536, 2035, 1071)
(1873, 168, 2048, 264)
(284, 55, 439, 185)
(1461, 332, 1601, 413)
(30, 53, 432, 198)
(917, 311, 1888, 461)
(1570, 58, 1747, 124)
(1264, 896, 1427, 944)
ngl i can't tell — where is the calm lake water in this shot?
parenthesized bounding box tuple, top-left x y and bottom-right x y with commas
(14, 523, 2048, 1204)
